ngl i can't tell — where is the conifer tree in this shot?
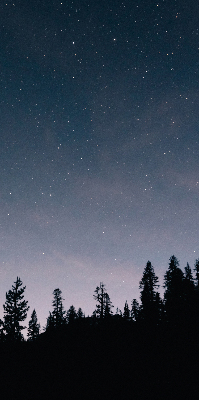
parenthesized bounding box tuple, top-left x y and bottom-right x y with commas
(46, 311, 55, 331)
(52, 288, 66, 327)
(115, 307, 122, 316)
(104, 292, 113, 318)
(93, 282, 113, 319)
(131, 299, 140, 322)
(66, 305, 77, 324)
(94, 282, 105, 319)
(123, 300, 130, 320)
(77, 307, 84, 319)
(115, 308, 123, 320)
(184, 263, 194, 282)
(193, 259, 199, 322)
(139, 261, 159, 324)
(194, 259, 199, 288)
(164, 255, 184, 324)
(27, 309, 40, 341)
(184, 263, 195, 296)
(3, 277, 29, 341)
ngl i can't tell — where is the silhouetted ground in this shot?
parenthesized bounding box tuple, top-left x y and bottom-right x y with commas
(1, 321, 199, 399)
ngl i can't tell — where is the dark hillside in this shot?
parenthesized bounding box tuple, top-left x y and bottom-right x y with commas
(1, 321, 199, 399)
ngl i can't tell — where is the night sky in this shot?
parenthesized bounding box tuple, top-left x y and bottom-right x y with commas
(1, 0, 199, 330)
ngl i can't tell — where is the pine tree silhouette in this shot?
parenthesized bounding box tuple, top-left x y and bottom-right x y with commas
(139, 261, 160, 324)
(3, 277, 29, 341)
(93, 282, 113, 319)
(27, 309, 40, 341)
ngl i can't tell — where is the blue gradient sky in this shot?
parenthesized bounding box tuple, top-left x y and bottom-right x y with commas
(1, 0, 199, 332)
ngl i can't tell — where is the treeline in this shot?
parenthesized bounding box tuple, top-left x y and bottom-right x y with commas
(1, 255, 199, 342)
(1, 255, 199, 399)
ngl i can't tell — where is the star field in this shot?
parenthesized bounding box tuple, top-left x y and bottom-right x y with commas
(0, 0, 199, 330)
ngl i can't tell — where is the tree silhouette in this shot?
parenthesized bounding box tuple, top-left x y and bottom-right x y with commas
(104, 292, 113, 318)
(77, 307, 84, 319)
(183, 263, 195, 297)
(114, 307, 123, 321)
(3, 277, 29, 341)
(27, 309, 40, 341)
(194, 259, 199, 288)
(131, 299, 140, 322)
(66, 305, 77, 324)
(193, 259, 199, 322)
(93, 282, 113, 319)
(115, 307, 122, 316)
(123, 300, 130, 320)
(46, 311, 55, 330)
(139, 261, 160, 324)
(52, 288, 66, 327)
(164, 255, 184, 324)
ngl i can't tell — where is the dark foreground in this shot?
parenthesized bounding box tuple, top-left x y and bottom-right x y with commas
(1, 321, 199, 400)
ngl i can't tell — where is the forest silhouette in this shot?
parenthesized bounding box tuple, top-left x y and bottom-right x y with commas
(1, 255, 199, 399)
